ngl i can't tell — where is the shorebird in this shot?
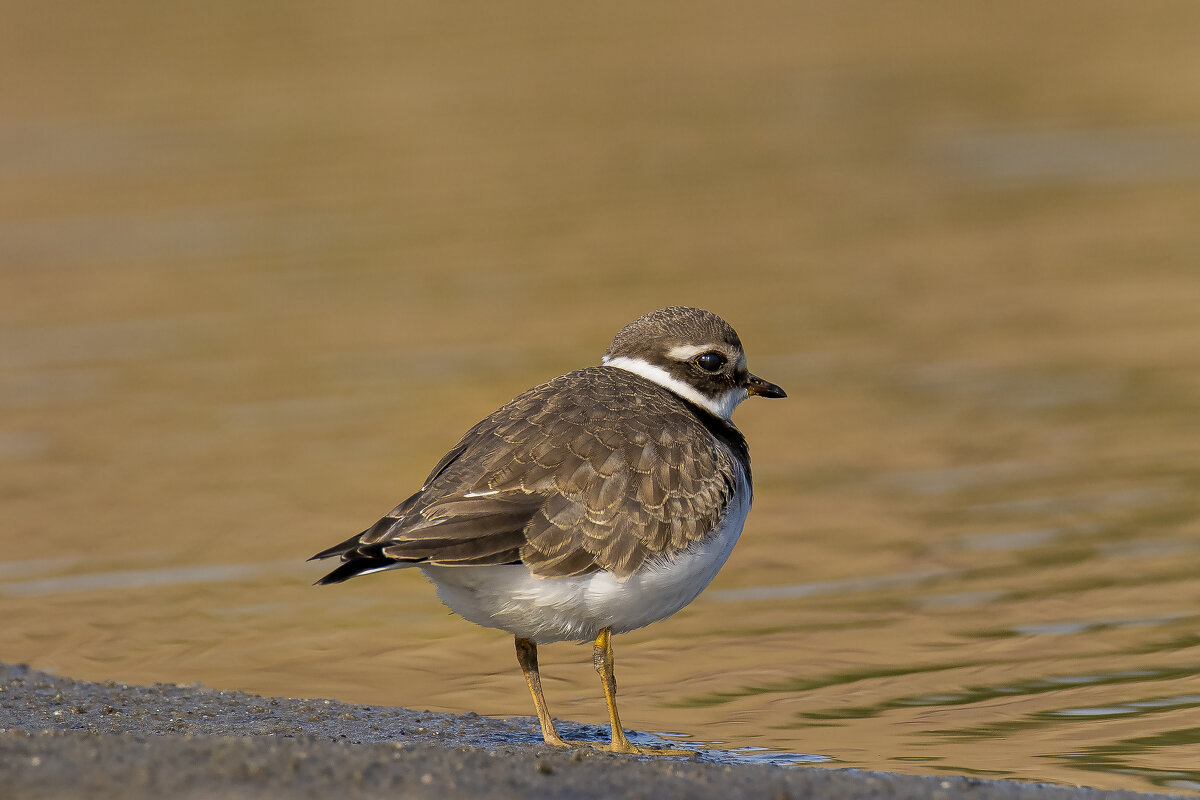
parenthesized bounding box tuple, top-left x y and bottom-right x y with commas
(311, 306, 785, 754)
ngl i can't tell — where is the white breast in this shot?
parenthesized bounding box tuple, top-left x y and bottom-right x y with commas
(421, 467, 751, 644)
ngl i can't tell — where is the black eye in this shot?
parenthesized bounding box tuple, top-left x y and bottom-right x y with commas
(695, 352, 725, 372)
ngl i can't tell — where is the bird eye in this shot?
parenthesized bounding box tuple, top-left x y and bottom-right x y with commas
(695, 352, 725, 372)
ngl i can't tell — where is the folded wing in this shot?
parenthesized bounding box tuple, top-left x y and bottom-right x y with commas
(310, 367, 742, 583)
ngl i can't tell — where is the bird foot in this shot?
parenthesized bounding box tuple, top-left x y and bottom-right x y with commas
(540, 734, 691, 757)
(605, 741, 694, 757)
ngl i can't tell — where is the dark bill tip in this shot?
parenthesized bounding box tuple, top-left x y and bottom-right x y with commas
(746, 373, 787, 399)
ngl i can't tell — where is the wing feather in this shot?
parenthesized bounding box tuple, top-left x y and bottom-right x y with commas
(311, 367, 745, 583)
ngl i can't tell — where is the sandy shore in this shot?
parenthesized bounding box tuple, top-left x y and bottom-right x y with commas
(0, 662, 1182, 800)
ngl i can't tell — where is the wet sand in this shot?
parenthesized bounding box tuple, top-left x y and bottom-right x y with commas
(0, 663, 1182, 800)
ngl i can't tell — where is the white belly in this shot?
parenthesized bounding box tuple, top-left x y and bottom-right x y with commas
(421, 480, 751, 644)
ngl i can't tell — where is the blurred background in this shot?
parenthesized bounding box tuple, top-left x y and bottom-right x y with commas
(3, 1, 1200, 793)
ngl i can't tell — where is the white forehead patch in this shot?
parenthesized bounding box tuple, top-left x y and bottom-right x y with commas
(601, 355, 749, 420)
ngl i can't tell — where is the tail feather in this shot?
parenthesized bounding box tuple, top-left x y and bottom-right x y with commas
(313, 556, 399, 585)
(308, 531, 367, 562)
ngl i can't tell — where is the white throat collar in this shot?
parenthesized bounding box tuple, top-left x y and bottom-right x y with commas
(601, 355, 747, 420)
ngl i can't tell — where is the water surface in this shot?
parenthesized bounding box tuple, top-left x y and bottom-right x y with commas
(2, 2, 1200, 794)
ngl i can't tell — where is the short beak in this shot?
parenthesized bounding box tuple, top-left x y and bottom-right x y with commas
(746, 373, 787, 399)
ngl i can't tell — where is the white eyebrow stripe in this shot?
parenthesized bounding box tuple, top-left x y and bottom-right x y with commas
(601, 355, 747, 420)
(666, 343, 722, 361)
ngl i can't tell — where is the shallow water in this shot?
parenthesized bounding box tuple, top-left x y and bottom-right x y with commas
(3, 2, 1200, 795)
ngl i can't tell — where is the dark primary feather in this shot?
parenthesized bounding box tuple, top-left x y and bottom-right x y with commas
(311, 366, 748, 583)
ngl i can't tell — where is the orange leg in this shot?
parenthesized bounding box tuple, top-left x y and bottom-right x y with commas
(593, 627, 691, 756)
(516, 636, 569, 747)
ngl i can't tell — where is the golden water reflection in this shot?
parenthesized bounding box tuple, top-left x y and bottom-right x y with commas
(3, 2, 1200, 795)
